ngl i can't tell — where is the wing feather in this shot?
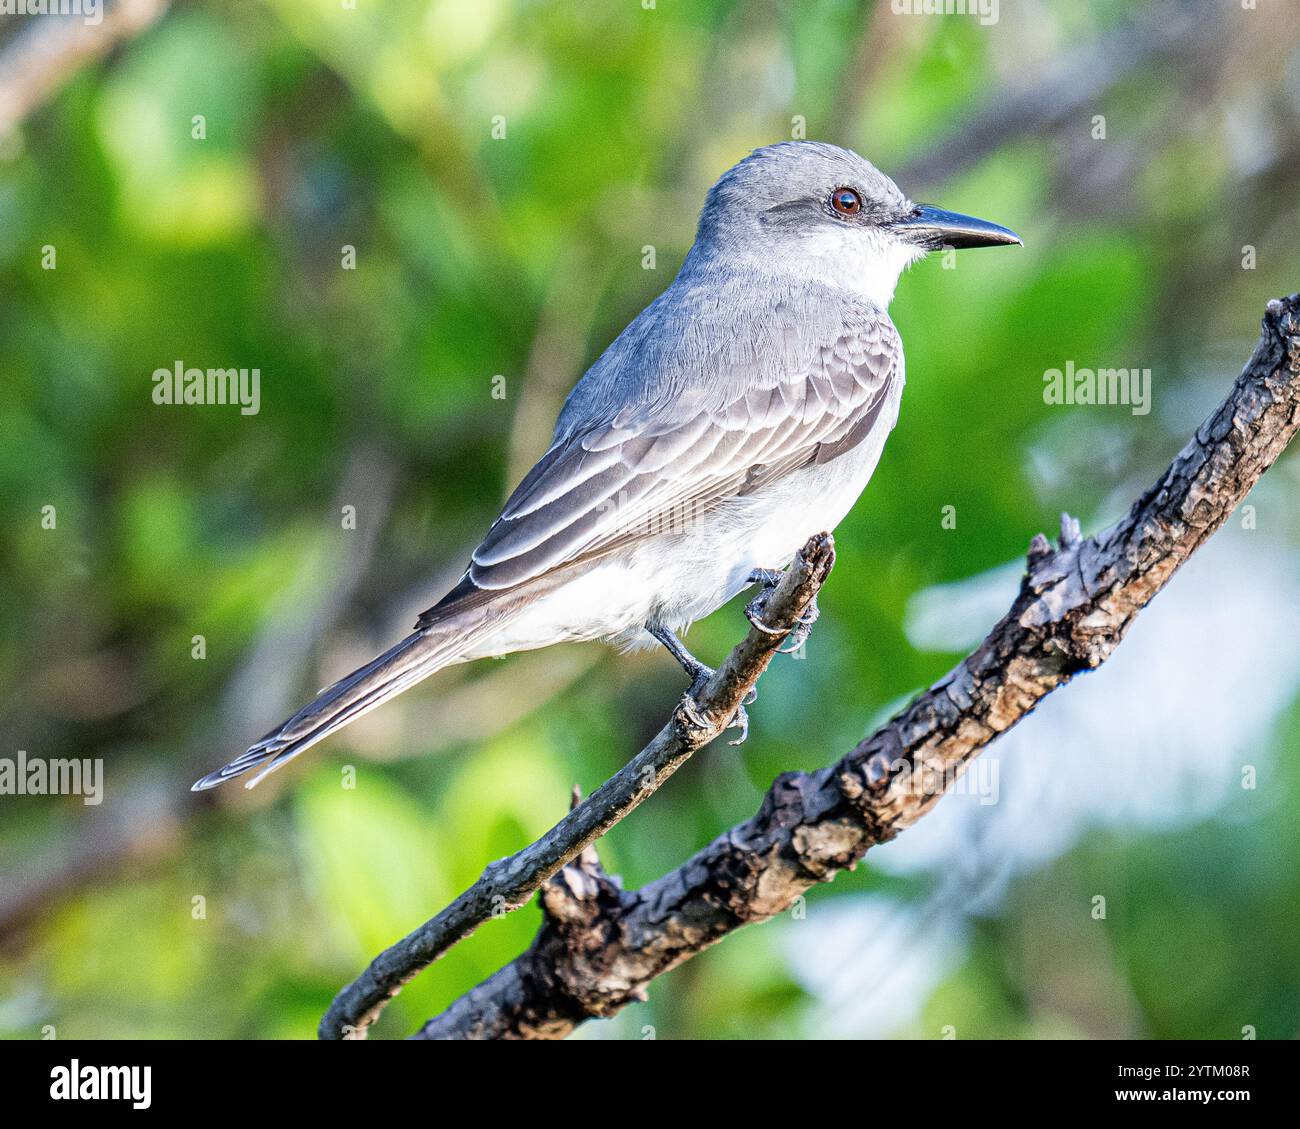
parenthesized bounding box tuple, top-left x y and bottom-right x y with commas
(460, 320, 901, 593)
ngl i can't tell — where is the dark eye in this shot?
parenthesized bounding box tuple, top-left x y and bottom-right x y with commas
(831, 187, 862, 216)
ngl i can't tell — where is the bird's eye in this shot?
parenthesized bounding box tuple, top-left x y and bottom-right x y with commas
(830, 187, 862, 216)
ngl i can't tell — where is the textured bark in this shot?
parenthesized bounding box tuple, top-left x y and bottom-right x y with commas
(410, 294, 1300, 1041)
(320, 534, 835, 1039)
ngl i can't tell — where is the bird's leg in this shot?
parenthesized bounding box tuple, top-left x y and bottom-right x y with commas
(649, 624, 751, 744)
(649, 623, 711, 684)
(745, 567, 820, 654)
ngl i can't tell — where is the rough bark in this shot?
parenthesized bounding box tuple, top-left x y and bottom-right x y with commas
(409, 294, 1300, 1041)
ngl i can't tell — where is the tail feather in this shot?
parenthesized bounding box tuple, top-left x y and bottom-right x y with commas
(193, 626, 472, 791)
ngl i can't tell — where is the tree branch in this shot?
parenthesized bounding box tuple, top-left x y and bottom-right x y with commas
(318, 534, 835, 1039)
(405, 294, 1300, 1040)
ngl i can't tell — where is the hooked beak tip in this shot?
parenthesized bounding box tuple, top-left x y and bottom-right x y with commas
(890, 204, 1022, 250)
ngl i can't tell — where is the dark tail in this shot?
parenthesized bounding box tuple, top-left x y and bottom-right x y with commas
(193, 625, 477, 791)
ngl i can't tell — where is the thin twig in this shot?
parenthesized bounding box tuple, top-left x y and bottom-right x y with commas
(318, 534, 836, 1039)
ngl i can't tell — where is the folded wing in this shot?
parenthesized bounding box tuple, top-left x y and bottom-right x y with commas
(423, 316, 901, 615)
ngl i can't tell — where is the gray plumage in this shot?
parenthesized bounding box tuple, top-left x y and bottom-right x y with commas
(193, 141, 1019, 791)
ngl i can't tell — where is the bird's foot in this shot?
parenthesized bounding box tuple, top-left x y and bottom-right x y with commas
(653, 623, 754, 744)
(679, 664, 754, 746)
(744, 568, 785, 635)
(779, 595, 820, 654)
(745, 569, 819, 654)
(727, 702, 750, 746)
(676, 660, 714, 728)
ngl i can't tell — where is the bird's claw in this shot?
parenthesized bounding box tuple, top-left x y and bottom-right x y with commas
(679, 666, 752, 745)
(726, 683, 757, 745)
(677, 664, 715, 729)
(677, 694, 710, 729)
(726, 702, 750, 746)
(744, 594, 785, 635)
(778, 596, 820, 654)
(744, 569, 785, 635)
(746, 568, 820, 654)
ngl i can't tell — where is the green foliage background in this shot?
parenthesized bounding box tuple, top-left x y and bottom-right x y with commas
(1, 0, 1297, 1039)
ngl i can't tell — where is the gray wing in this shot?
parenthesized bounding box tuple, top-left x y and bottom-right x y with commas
(447, 315, 902, 599)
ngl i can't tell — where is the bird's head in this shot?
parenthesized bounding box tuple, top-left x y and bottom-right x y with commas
(691, 141, 1021, 308)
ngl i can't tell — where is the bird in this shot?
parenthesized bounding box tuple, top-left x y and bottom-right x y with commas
(193, 140, 1020, 792)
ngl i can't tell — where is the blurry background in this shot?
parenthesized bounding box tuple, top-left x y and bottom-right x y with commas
(1, 0, 1298, 1040)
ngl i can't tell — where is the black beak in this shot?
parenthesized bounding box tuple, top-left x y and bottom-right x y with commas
(888, 204, 1022, 250)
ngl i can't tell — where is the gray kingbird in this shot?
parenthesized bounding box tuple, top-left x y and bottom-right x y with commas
(194, 140, 1020, 791)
